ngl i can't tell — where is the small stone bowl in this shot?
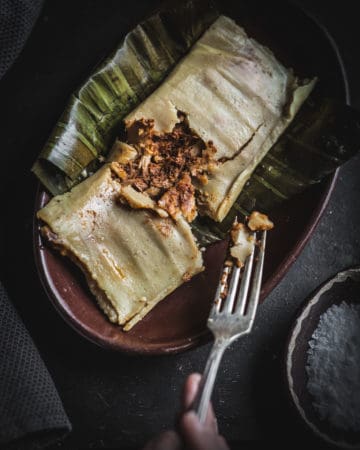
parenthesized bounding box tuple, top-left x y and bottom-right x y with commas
(286, 266, 360, 448)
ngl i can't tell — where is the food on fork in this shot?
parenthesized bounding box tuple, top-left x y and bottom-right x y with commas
(247, 211, 274, 232)
(37, 15, 311, 330)
(230, 223, 255, 268)
(230, 213, 273, 267)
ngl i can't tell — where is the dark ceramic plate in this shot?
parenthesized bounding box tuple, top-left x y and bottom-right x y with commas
(34, 0, 348, 354)
(286, 267, 360, 447)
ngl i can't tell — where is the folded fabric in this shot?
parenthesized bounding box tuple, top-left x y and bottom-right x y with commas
(0, 0, 44, 80)
(0, 282, 71, 447)
(1, 1, 71, 446)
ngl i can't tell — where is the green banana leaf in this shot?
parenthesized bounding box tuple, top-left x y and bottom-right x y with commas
(32, 0, 360, 246)
(32, 0, 219, 194)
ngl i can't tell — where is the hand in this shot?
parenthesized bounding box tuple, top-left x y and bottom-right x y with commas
(143, 373, 229, 450)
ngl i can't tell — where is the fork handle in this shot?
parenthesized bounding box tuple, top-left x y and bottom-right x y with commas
(192, 338, 228, 424)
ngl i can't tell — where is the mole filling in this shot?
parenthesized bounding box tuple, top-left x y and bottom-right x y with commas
(110, 113, 218, 222)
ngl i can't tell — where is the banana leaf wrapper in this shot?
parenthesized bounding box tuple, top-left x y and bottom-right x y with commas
(32, 0, 219, 194)
(32, 0, 360, 246)
(192, 93, 360, 244)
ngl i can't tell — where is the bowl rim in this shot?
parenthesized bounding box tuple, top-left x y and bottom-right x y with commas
(285, 266, 360, 447)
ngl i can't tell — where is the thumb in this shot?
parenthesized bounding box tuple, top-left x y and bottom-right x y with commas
(181, 373, 218, 432)
(180, 411, 229, 450)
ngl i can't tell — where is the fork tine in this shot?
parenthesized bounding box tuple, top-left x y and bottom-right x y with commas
(210, 266, 230, 317)
(245, 230, 267, 322)
(235, 233, 256, 315)
(223, 265, 241, 313)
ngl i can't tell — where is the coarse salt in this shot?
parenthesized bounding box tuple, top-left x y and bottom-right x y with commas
(306, 301, 360, 432)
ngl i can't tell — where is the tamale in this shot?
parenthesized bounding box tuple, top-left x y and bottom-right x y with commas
(126, 16, 315, 222)
(37, 165, 203, 330)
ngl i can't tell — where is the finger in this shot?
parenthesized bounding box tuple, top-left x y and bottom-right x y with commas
(180, 411, 229, 450)
(142, 430, 182, 450)
(182, 373, 218, 431)
(182, 373, 202, 409)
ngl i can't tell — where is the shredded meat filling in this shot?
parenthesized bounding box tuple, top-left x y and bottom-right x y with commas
(111, 114, 217, 222)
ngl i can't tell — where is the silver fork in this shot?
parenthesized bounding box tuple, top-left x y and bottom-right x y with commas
(192, 229, 267, 423)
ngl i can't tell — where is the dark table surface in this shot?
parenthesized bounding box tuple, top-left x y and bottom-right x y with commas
(1, 0, 359, 448)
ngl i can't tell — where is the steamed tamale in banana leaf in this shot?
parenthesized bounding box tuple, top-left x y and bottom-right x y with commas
(35, 1, 360, 330)
(38, 165, 203, 330)
(124, 15, 315, 223)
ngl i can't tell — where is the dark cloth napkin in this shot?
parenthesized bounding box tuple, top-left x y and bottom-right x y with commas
(1, 0, 71, 447)
(0, 282, 71, 447)
(0, 0, 43, 79)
